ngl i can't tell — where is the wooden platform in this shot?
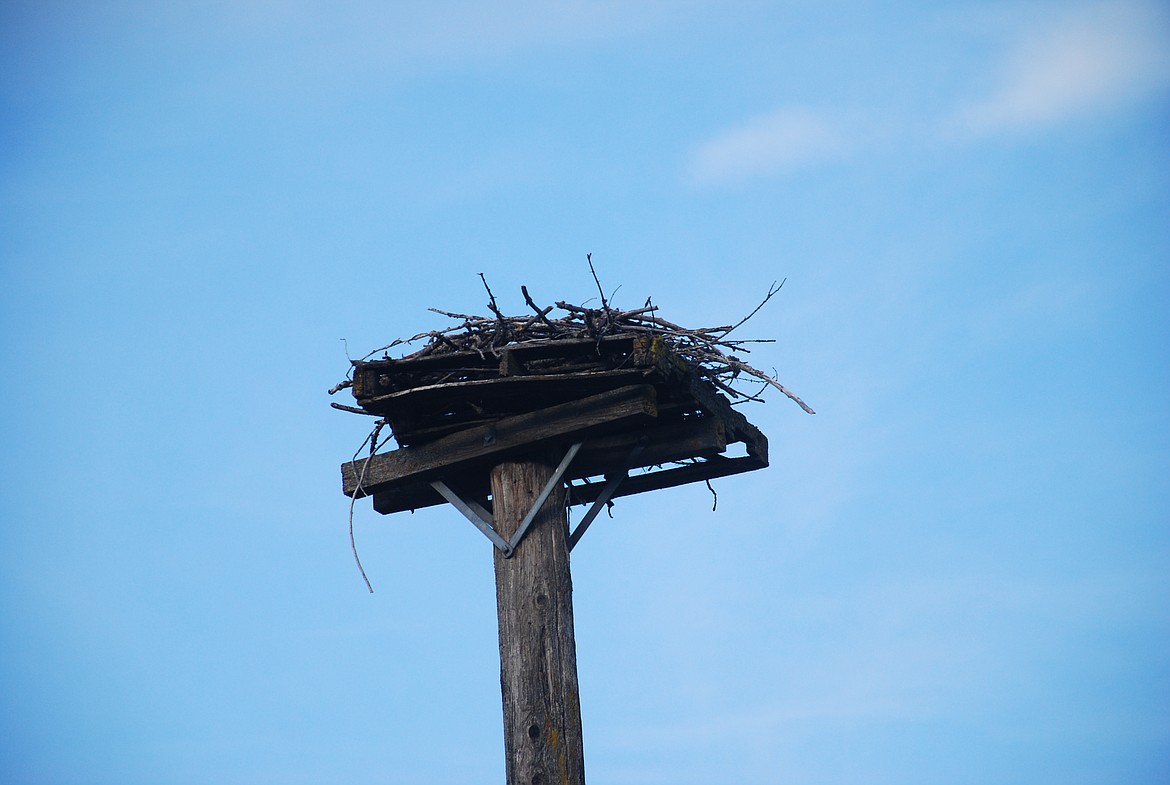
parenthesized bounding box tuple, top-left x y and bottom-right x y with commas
(350, 334, 693, 445)
(340, 334, 769, 514)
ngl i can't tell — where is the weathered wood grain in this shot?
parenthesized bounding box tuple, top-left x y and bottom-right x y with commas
(491, 458, 585, 785)
(566, 453, 768, 508)
(368, 415, 730, 515)
(341, 385, 658, 498)
(354, 369, 654, 422)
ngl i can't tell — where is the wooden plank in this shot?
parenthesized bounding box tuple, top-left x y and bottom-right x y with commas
(568, 416, 727, 479)
(740, 419, 769, 462)
(678, 368, 770, 462)
(683, 369, 752, 438)
(341, 384, 658, 498)
(356, 368, 654, 410)
(380, 416, 500, 446)
(372, 478, 469, 515)
(374, 366, 685, 445)
(351, 335, 644, 398)
(566, 454, 769, 507)
(355, 335, 639, 376)
(371, 452, 767, 516)
(350, 335, 695, 445)
(369, 415, 732, 515)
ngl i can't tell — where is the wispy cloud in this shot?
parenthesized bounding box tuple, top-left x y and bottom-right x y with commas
(685, 2, 1170, 186)
(946, 0, 1170, 137)
(686, 107, 850, 186)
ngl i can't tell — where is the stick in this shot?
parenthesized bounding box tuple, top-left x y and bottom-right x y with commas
(331, 402, 381, 415)
(587, 253, 610, 314)
(521, 285, 559, 330)
(348, 420, 391, 593)
(722, 279, 784, 338)
(336, 280, 815, 415)
(724, 358, 816, 414)
(479, 272, 506, 320)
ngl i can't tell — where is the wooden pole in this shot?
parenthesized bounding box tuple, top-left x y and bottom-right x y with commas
(491, 456, 586, 785)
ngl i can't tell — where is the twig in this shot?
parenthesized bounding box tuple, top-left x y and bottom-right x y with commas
(722, 279, 784, 338)
(479, 272, 511, 348)
(586, 253, 610, 314)
(348, 423, 380, 593)
(335, 275, 814, 414)
(479, 272, 506, 320)
(331, 402, 380, 415)
(521, 285, 558, 330)
(724, 358, 816, 414)
(348, 421, 394, 593)
(427, 307, 481, 321)
(348, 466, 375, 593)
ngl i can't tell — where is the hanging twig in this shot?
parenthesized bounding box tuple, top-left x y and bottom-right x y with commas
(348, 420, 392, 593)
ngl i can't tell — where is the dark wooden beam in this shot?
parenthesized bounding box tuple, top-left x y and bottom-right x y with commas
(566, 453, 768, 508)
(355, 369, 654, 418)
(341, 385, 658, 498)
(368, 415, 747, 515)
(354, 334, 639, 379)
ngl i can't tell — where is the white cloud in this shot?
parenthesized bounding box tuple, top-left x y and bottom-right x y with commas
(686, 107, 849, 186)
(947, 1, 1170, 137)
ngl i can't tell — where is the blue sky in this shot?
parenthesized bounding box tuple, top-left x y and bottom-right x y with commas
(1, 1, 1168, 783)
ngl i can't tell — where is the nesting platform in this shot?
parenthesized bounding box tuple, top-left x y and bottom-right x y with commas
(339, 334, 768, 516)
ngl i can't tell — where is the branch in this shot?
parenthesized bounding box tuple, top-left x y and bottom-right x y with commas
(478, 272, 506, 320)
(336, 274, 815, 416)
(722, 279, 784, 338)
(348, 420, 392, 593)
(521, 285, 558, 330)
(587, 253, 611, 315)
(331, 402, 381, 415)
(724, 357, 816, 414)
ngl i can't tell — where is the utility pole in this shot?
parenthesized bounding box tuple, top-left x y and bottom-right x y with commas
(491, 456, 584, 785)
(335, 296, 795, 783)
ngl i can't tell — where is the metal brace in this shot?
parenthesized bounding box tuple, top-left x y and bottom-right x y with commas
(567, 438, 647, 552)
(431, 441, 584, 558)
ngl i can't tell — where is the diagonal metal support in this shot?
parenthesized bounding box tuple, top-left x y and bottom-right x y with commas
(431, 442, 584, 558)
(431, 480, 513, 556)
(506, 441, 582, 555)
(568, 439, 647, 552)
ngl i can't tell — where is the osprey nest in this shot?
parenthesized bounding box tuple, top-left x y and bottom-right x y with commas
(329, 276, 813, 448)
